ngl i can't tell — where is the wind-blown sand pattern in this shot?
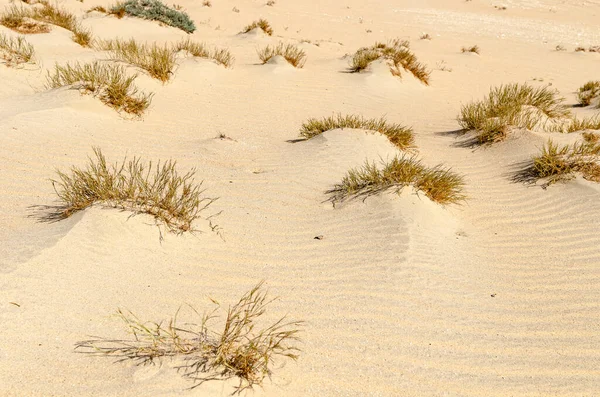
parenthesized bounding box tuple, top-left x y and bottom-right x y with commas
(1, 0, 600, 395)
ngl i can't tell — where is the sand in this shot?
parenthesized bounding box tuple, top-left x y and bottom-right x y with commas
(1, 0, 600, 395)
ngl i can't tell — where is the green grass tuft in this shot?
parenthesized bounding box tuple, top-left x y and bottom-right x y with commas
(241, 18, 273, 35)
(0, 32, 35, 65)
(50, 148, 216, 232)
(76, 282, 303, 393)
(46, 61, 152, 115)
(110, 0, 196, 33)
(300, 114, 414, 151)
(458, 83, 571, 143)
(329, 156, 465, 205)
(349, 39, 430, 85)
(257, 42, 306, 68)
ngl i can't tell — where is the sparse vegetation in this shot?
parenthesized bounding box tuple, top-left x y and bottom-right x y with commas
(257, 42, 306, 68)
(328, 156, 465, 204)
(76, 282, 303, 393)
(50, 148, 216, 232)
(202, 0, 211, 6)
(349, 39, 430, 85)
(174, 38, 234, 67)
(0, 3, 92, 46)
(0, 32, 35, 65)
(550, 115, 600, 133)
(457, 83, 571, 143)
(241, 18, 272, 35)
(97, 38, 176, 82)
(531, 139, 600, 184)
(300, 114, 414, 151)
(555, 45, 566, 51)
(419, 33, 431, 40)
(46, 62, 152, 115)
(109, 0, 196, 33)
(577, 80, 600, 107)
(87, 5, 107, 13)
(461, 45, 480, 54)
(266, 0, 275, 5)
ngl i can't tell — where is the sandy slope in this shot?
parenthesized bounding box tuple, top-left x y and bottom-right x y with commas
(1, 0, 600, 395)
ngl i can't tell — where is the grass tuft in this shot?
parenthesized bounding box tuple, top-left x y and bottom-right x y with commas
(109, 0, 196, 33)
(461, 45, 480, 54)
(0, 4, 50, 33)
(328, 156, 465, 205)
(174, 38, 234, 67)
(76, 282, 303, 393)
(241, 18, 273, 35)
(532, 139, 600, 184)
(50, 148, 215, 232)
(0, 32, 35, 65)
(457, 83, 571, 143)
(349, 39, 430, 85)
(300, 114, 414, 151)
(97, 38, 176, 82)
(257, 42, 306, 68)
(577, 80, 600, 107)
(46, 61, 152, 115)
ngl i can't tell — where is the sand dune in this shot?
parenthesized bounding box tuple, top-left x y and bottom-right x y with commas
(1, 0, 600, 395)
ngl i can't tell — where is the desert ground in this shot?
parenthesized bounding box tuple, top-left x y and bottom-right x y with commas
(1, 0, 600, 395)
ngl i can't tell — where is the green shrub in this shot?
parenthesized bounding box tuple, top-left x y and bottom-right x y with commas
(111, 0, 196, 33)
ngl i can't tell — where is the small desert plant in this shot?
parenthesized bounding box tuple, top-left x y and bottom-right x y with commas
(50, 148, 216, 232)
(110, 0, 196, 33)
(349, 39, 430, 85)
(97, 38, 176, 82)
(71, 23, 93, 47)
(32, 2, 77, 30)
(419, 33, 431, 40)
(76, 282, 303, 393)
(241, 18, 272, 35)
(174, 38, 234, 67)
(0, 32, 35, 65)
(257, 42, 306, 68)
(87, 5, 107, 12)
(202, 0, 211, 6)
(328, 156, 465, 204)
(555, 45, 566, 51)
(46, 61, 152, 115)
(0, 4, 50, 33)
(549, 115, 600, 133)
(300, 114, 414, 151)
(457, 83, 571, 143)
(577, 80, 600, 107)
(532, 139, 600, 184)
(266, 0, 275, 5)
(461, 45, 480, 54)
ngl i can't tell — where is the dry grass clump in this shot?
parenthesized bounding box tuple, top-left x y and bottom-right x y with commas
(87, 5, 107, 13)
(174, 38, 234, 67)
(348, 39, 430, 85)
(328, 156, 465, 205)
(76, 282, 303, 393)
(532, 139, 600, 184)
(458, 83, 571, 143)
(50, 148, 215, 232)
(300, 114, 414, 151)
(241, 18, 272, 35)
(461, 45, 480, 54)
(550, 115, 600, 133)
(577, 80, 600, 107)
(97, 38, 176, 82)
(257, 42, 306, 68)
(108, 0, 196, 33)
(202, 0, 211, 7)
(0, 4, 50, 33)
(0, 32, 35, 65)
(0, 3, 93, 45)
(46, 61, 152, 115)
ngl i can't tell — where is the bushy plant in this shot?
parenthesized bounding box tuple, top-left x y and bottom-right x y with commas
(577, 80, 600, 107)
(349, 39, 430, 85)
(257, 42, 306, 68)
(111, 0, 196, 33)
(458, 83, 571, 143)
(329, 155, 465, 204)
(46, 62, 152, 115)
(532, 139, 600, 184)
(76, 282, 303, 393)
(300, 114, 414, 151)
